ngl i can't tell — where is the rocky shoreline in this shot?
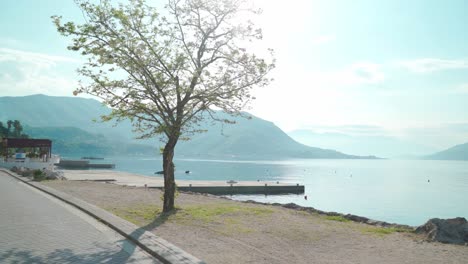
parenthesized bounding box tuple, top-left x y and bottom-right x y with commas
(185, 191, 468, 246)
(239, 199, 468, 245)
(243, 200, 414, 229)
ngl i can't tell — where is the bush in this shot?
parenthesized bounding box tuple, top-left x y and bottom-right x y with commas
(33, 169, 46, 181)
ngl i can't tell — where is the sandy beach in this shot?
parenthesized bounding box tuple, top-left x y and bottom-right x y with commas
(43, 173, 468, 264)
(62, 169, 297, 187)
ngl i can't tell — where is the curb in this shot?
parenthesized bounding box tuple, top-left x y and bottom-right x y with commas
(1, 169, 205, 264)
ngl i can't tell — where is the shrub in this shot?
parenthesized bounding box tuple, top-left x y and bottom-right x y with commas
(33, 169, 46, 181)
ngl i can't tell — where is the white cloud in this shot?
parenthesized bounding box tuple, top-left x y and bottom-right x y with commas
(452, 83, 468, 94)
(0, 38, 25, 49)
(250, 61, 386, 131)
(346, 62, 385, 84)
(0, 47, 78, 66)
(397, 58, 468, 73)
(311, 34, 336, 45)
(304, 62, 385, 87)
(0, 48, 79, 96)
(300, 124, 388, 136)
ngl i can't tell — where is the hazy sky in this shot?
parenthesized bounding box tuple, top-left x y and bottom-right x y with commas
(1, 0, 467, 150)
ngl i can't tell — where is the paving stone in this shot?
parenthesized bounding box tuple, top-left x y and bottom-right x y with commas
(0, 171, 161, 264)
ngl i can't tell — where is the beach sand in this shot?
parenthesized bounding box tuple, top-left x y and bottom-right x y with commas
(43, 178, 468, 264)
(62, 169, 296, 187)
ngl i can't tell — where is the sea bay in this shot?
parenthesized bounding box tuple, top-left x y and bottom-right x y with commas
(100, 157, 468, 226)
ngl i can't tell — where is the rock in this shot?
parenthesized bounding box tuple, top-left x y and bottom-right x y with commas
(44, 169, 65, 180)
(416, 217, 468, 245)
(345, 214, 369, 223)
(283, 203, 302, 209)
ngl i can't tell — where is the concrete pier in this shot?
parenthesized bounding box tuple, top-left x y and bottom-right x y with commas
(57, 160, 115, 169)
(175, 184, 304, 195)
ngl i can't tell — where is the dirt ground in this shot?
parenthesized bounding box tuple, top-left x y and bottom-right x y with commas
(43, 180, 468, 264)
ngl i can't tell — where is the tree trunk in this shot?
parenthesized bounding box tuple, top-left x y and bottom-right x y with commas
(162, 137, 178, 213)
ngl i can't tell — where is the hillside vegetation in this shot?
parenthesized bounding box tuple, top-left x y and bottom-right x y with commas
(1, 94, 376, 159)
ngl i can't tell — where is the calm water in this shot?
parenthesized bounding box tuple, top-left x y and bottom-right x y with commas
(103, 157, 468, 226)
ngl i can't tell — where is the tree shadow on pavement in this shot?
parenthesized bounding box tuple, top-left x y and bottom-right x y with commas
(116, 209, 179, 263)
(0, 213, 178, 264)
(144, 209, 178, 230)
(0, 243, 156, 264)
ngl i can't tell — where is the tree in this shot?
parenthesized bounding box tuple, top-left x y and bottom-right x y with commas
(53, 0, 274, 212)
(12, 120, 23, 138)
(0, 120, 28, 138)
(0, 122, 6, 138)
(6, 120, 13, 137)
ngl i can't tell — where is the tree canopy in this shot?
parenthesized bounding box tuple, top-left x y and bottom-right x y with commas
(0, 120, 28, 139)
(53, 0, 274, 212)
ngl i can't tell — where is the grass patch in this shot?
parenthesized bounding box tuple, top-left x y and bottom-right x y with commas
(362, 226, 413, 236)
(218, 218, 255, 235)
(173, 203, 273, 235)
(175, 204, 274, 223)
(105, 203, 274, 236)
(106, 204, 160, 226)
(325, 215, 350, 222)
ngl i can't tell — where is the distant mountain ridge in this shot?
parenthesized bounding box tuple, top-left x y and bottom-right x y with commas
(24, 126, 155, 156)
(288, 129, 437, 158)
(0, 94, 377, 159)
(0, 94, 134, 141)
(424, 142, 468, 160)
(175, 113, 377, 159)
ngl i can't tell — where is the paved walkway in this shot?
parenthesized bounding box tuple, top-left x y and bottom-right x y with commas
(0, 171, 161, 264)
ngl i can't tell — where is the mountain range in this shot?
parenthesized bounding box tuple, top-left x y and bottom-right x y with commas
(0, 94, 376, 159)
(288, 129, 438, 158)
(424, 142, 468, 160)
(23, 126, 155, 156)
(2, 94, 466, 160)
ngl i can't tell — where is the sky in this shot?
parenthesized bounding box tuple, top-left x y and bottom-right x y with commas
(1, 0, 468, 152)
